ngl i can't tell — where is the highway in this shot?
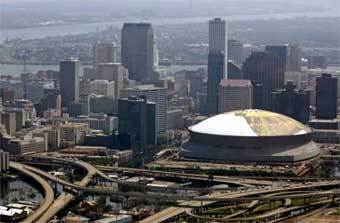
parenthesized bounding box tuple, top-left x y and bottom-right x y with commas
(96, 165, 274, 186)
(29, 159, 97, 223)
(140, 181, 340, 223)
(9, 162, 54, 223)
(12, 155, 340, 222)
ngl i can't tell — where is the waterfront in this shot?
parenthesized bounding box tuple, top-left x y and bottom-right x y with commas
(0, 10, 339, 43)
(0, 63, 206, 77)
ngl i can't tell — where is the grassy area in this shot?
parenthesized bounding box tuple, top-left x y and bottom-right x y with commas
(291, 197, 320, 206)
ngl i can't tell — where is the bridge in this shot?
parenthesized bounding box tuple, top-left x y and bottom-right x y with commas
(9, 162, 54, 223)
(10, 155, 340, 223)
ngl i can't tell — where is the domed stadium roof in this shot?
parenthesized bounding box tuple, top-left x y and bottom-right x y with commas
(189, 110, 312, 137)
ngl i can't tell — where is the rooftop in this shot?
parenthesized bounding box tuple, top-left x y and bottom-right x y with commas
(189, 110, 311, 137)
(220, 79, 252, 87)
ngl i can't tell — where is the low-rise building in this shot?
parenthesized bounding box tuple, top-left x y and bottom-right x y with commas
(4, 135, 47, 155)
(61, 123, 89, 146)
(69, 114, 118, 134)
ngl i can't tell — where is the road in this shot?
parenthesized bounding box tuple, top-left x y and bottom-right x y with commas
(9, 162, 54, 223)
(97, 165, 274, 186)
(140, 182, 340, 223)
(31, 160, 97, 223)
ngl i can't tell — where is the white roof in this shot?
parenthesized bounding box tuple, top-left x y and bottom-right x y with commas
(189, 110, 311, 137)
(0, 208, 24, 216)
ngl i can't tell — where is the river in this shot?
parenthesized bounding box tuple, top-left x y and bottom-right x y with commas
(0, 10, 339, 43)
(0, 63, 206, 77)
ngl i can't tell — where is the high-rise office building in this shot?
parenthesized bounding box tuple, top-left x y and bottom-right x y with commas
(118, 96, 156, 151)
(242, 51, 285, 110)
(218, 79, 252, 113)
(228, 39, 244, 65)
(121, 23, 154, 82)
(288, 44, 302, 72)
(121, 85, 167, 133)
(316, 73, 337, 119)
(266, 44, 302, 72)
(59, 59, 80, 107)
(0, 150, 9, 173)
(90, 80, 115, 97)
(93, 41, 118, 67)
(1, 112, 16, 136)
(265, 45, 289, 71)
(96, 63, 125, 99)
(227, 61, 242, 80)
(209, 18, 227, 76)
(88, 95, 116, 115)
(207, 51, 225, 114)
(272, 81, 310, 124)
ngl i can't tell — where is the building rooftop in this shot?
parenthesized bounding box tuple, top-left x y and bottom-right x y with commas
(189, 109, 311, 137)
(220, 79, 252, 87)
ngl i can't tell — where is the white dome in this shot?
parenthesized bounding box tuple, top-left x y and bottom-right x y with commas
(189, 110, 311, 137)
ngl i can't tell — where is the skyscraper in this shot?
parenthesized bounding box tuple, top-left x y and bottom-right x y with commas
(207, 51, 225, 114)
(228, 39, 244, 66)
(121, 23, 154, 82)
(227, 61, 242, 80)
(89, 80, 115, 97)
(93, 41, 118, 67)
(121, 85, 167, 133)
(59, 59, 80, 107)
(288, 44, 302, 72)
(96, 63, 125, 99)
(265, 44, 302, 72)
(272, 81, 310, 124)
(218, 79, 252, 113)
(316, 73, 337, 119)
(265, 45, 289, 71)
(242, 51, 285, 110)
(118, 96, 156, 151)
(209, 18, 227, 76)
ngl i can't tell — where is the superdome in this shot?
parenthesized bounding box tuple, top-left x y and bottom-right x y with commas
(181, 110, 319, 163)
(189, 110, 311, 137)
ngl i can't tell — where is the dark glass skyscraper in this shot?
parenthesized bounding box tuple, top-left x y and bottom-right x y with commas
(121, 23, 154, 82)
(266, 44, 302, 72)
(118, 96, 156, 151)
(242, 51, 285, 110)
(59, 59, 80, 107)
(207, 51, 225, 114)
(265, 45, 289, 71)
(316, 73, 337, 119)
(272, 81, 310, 124)
(227, 61, 242, 80)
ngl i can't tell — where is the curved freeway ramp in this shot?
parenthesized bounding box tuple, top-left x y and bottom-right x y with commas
(9, 162, 54, 223)
(33, 160, 97, 223)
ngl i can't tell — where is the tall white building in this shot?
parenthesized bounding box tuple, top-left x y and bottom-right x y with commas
(90, 80, 115, 97)
(218, 79, 252, 113)
(209, 18, 228, 77)
(96, 63, 125, 99)
(93, 41, 118, 67)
